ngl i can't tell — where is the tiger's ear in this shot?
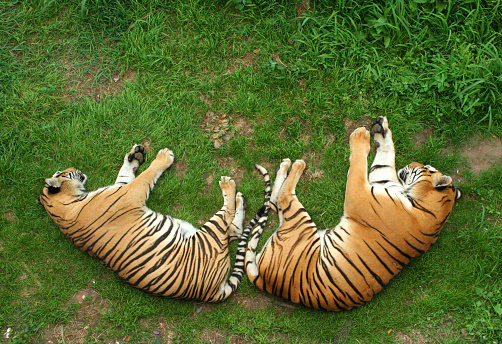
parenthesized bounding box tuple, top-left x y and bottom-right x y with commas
(455, 188, 463, 199)
(433, 175, 452, 188)
(45, 178, 61, 194)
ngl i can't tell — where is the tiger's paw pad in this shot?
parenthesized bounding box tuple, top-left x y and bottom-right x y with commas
(156, 148, 175, 164)
(370, 116, 390, 148)
(219, 176, 236, 196)
(126, 144, 146, 166)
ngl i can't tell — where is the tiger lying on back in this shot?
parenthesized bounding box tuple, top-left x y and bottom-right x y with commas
(245, 117, 462, 311)
(39, 144, 270, 302)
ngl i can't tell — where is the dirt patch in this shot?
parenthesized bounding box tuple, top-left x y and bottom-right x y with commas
(395, 314, 476, 344)
(343, 116, 373, 138)
(139, 317, 175, 344)
(43, 288, 111, 344)
(413, 128, 434, 149)
(190, 302, 216, 319)
(233, 117, 254, 138)
(459, 135, 502, 175)
(174, 160, 189, 179)
(233, 291, 274, 311)
(199, 329, 252, 344)
(3, 210, 16, 223)
(224, 51, 260, 75)
(395, 330, 428, 344)
(296, 0, 311, 16)
(63, 63, 136, 103)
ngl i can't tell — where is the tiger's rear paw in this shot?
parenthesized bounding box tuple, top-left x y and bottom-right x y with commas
(370, 117, 391, 148)
(229, 192, 246, 241)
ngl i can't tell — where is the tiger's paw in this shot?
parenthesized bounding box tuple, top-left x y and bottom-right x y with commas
(124, 144, 146, 173)
(349, 127, 370, 155)
(271, 158, 292, 212)
(370, 116, 391, 149)
(155, 148, 175, 168)
(219, 176, 236, 198)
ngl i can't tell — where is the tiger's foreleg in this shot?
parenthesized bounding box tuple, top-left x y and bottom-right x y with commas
(115, 144, 147, 185)
(344, 127, 371, 214)
(368, 116, 399, 184)
(127, 148, 174, 203)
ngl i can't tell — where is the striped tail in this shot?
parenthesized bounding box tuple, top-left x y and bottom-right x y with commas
(244, 165, 273, 286)
(217, 164, 271, 301)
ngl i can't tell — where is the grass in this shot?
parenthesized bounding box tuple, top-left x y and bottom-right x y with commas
(1, 0, 501, 343)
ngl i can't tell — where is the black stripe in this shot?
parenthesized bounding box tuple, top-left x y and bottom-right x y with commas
(370, 164, 391, 173)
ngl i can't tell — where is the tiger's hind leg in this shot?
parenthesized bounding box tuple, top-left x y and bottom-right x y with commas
(200, 177, 237, 241)
(115, 144, 147, 185)
(228, 192, 246, 241)
(275, 160, 316, 235)
(127, 148, 174, 204)
(369, 116, 399, 184)
(270, 158, 292, 212)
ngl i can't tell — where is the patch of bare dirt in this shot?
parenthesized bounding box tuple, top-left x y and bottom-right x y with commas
(63, 64, 136, 103)
(233, 291, 274, 311)
(395, 330, 428, 344)
(459, 135, 502, 175)
(413, 128, 434, 149)
(43, 288, 111, 344)
(343, 116, 373, 138)
(199, 329, 252, 344)
(3, 209, 16, 223)
(233, 117, 254, 138)
(190, 302, 216, 319)
(174, 160, 188, 179)
(139, 317, 175, 344)
(224, 51, 260, 75)
(296, 0, 311, 16)
(395, 314, 476, 344)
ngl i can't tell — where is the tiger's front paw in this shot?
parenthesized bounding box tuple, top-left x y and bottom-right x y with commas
(127, 144, 146, 165)
(155, 148, 175, 168)
(370, 116, 391, 149)
(349, 127, 370, 155)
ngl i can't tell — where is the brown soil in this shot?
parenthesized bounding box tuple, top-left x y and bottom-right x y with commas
(459, 135, 502, 175)
(43, 288, 112, 344)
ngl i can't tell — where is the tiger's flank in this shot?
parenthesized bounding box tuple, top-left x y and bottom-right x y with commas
(245, 116, 462, 311)
(39, 144, 270, 302)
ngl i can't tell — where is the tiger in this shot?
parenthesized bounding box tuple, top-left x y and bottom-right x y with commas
(245, 116, 462, 311)
(39, 144, 270, 302)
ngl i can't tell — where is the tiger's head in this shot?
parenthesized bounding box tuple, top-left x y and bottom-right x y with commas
(40, 168, 88, 202)
(398, 162, 462, 202)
